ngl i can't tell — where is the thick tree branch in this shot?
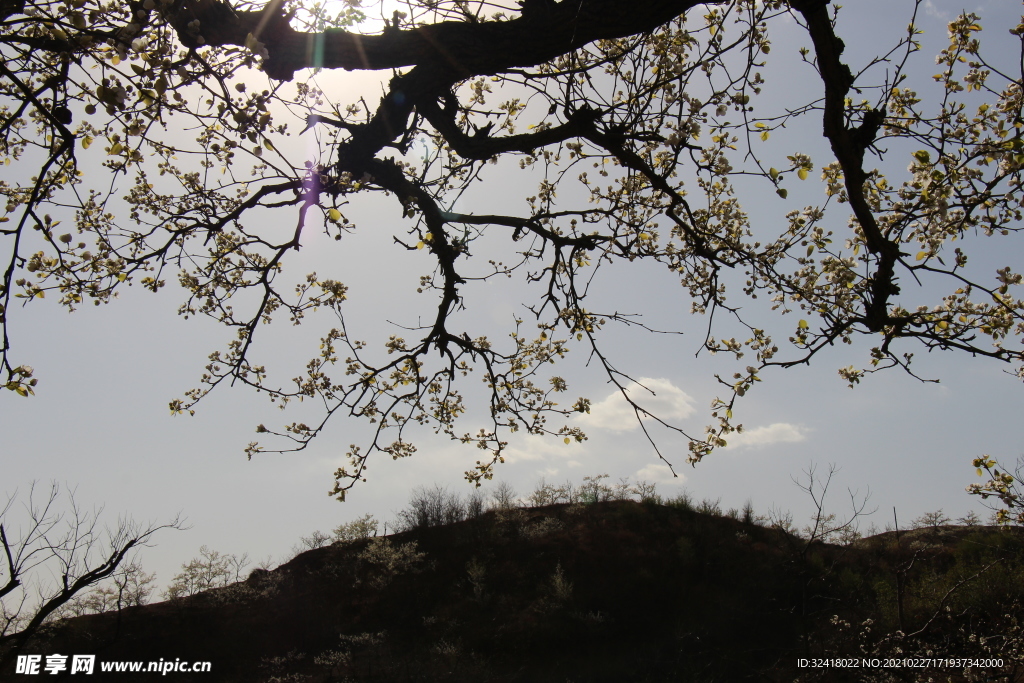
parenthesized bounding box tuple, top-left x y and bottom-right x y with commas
(795, 0, 901, 331)
(416, 96, 603, 160)
(169, 0, 719, 81)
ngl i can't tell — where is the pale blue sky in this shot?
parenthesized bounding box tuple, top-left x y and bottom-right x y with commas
(3, 0, 1022, 589)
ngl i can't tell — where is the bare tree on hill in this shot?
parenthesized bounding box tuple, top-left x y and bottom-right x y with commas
(0, 482, 183, 671)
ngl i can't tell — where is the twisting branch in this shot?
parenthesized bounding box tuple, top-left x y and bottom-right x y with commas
(793, 0, 901, 332)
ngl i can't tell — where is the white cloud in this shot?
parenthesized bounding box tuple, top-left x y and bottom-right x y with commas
(921, 0, 949, 20)
(634, 463, 684, 484)
(720, 422, 807, 449)
(575, 377, 695, 433)
(501, 433, 583, 464)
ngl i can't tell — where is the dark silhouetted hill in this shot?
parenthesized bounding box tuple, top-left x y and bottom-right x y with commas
(4, 501, 1023, 682)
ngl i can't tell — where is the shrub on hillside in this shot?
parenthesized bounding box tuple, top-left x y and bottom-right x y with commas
(332, 514, 379, 544)
(395, 485, 469, 531)
(164, 546, 249, 600)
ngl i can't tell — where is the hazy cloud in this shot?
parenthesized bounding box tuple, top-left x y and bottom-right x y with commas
(501, 433, 583, 464)
(634, 463, 684, 484)
(721, 423, 807, 449)
(576, 377, 695, 433)
(921, 0, 950, 20)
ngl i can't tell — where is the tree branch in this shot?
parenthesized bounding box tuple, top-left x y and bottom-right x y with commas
(167, 0, 720, 81)
(794, 0, 901, 331)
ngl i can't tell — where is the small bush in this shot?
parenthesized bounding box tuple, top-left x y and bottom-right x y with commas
(528, 478, 577, 506)
(312, 648, 351, 677)
(466, 558, 486, 602)
(957, 510, 982, 526)
(527, 475, 659, 506)
(164, 546, 250, 600)
(494, 507, 528, 534)
(912, 509, 951, 529)
(666, 491, 695, 512)
(633, 480, 661, 504)
(259, 650, 306, 683)
(490, 481, 519, 510)
(578, 474, 615, 503)
(333, 514, 379, 544)
(697, 497, 722, 516)
(218, 567, 284, 603)
(767, 507, 797, 535)
(395, 485, 467, 531)
(549, 562, 573, 602)
(523, 516, 564, 539)
(466, 489, 486, 518)
(292, 530, 332, 557)
(742, 499, 757, 525)
(358, 538, 426, 588)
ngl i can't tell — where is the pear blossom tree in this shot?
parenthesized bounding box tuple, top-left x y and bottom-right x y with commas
(0, 0, 1022, 498)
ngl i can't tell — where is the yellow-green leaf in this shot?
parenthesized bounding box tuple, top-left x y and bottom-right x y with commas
(564, 437, 570, 444)
(81, 136, 93, 149)
(760, 131, 770, 141)
(117, 272, 127, 282)
(108, 142, 123, 155)
(798, 168, 808, 180)
(776, 188, 788, 199)
(798, 319, 809, 329)
(916, 251, 927, 261)
(327, 208, 342, 223)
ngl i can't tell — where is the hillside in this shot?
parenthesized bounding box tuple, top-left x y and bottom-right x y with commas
(4, 500, 1023, 682)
